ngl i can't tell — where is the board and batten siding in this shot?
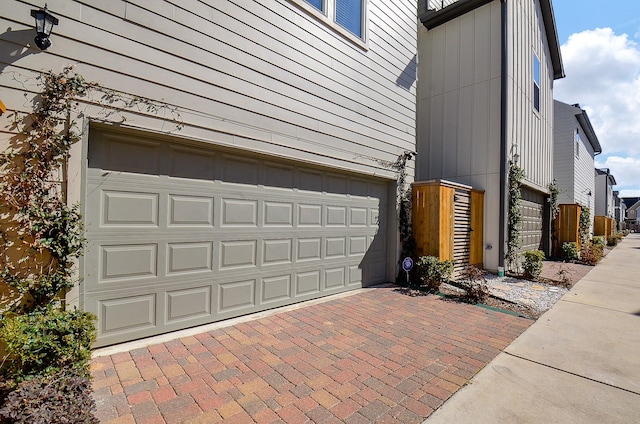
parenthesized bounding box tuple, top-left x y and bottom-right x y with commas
(417, 1, 503, 270)
(506, 0, 554, 192)
(553, 101, 597, 209)
(0, 0, 416, 182)
(417, 0, 557, 271)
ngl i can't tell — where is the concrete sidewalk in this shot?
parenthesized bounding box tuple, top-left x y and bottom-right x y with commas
(425, 234, 640, 423)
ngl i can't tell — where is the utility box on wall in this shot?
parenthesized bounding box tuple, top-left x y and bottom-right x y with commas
(412, 180, 484, 272)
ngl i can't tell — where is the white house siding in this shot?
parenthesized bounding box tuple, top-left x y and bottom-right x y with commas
(417, 0, 557, 271)
(0, 0, 417, 344)
(553, 101, 597, 210)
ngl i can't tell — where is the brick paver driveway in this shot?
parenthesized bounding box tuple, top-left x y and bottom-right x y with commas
(91, 285, 531, 423)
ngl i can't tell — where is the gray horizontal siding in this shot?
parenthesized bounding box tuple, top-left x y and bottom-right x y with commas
(0, 0, 417, 176)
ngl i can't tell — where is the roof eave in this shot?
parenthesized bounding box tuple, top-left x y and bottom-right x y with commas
(575, 108, 602, 153)
(540, 0, 565, 80)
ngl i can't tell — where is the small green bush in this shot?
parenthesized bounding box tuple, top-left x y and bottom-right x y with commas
(561, 242, 580, 261)
(458, 265, 489, 304)
(0, 367, 98, 424)
(522, 250, 545, 280)
(606, 235, 619, 246)
(592, 236, 606, 248)
(0, 306, 97, 380)
(416, 256, 454, 292)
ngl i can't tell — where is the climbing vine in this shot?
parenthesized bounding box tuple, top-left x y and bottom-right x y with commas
(0, 66, 184, 415)
(370, 151, 417, 273)
(506, 162, 525, 270)
(548, 181, 560, 222)
(579, 205, 591, 247)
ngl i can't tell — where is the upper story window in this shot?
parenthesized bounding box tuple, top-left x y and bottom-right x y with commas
(302, 0, 365, 39)
(574, 129, 581, 158)
(533, 53, 541, 112)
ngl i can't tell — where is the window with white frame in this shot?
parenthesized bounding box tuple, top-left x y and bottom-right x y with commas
(574, 129, 581, 159)
(533, 53, 541, 112)
(301, 0, 365, 39)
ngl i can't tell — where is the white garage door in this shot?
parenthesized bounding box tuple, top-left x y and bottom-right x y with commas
(82, 129, 389, 347)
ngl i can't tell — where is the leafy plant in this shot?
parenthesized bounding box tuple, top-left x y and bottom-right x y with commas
(0, 367, 98, 424)
(1, 305, 96, 380)
(592, 236, 605, 248)
(580, 241, 603, 265)
(579, 206, 591, 247)
(522, 250, 545, 280)
(561, 242, 579, 262)
(507, 163, 525, 270)
(607, 235, 619, 247)
(458, 265, 489, 304)
(416, 256, 454, 292)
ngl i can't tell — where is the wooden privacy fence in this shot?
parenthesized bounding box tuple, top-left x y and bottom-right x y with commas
(553, 203, 582, 256)
(594, 216, 616, 239)
(412, 180, 484, 274)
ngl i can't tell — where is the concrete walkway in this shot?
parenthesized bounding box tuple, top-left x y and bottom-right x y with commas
(425, 234, 640, 423)
(91, 285, 531, 423)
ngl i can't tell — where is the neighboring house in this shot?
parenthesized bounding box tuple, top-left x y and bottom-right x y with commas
(553, 101, 601, 211)
(614, 191, 626, 228)
(416, 0, 564, 271)
(624, 198, 640, 231)
(0, 1, 417, 346)
(594, 168, 617, 218)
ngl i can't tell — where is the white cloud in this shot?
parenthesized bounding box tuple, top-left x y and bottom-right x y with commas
(595, 155, 640, 193)
(555, 28, 640, 156)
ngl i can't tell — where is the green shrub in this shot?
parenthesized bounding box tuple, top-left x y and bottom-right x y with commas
(561, 242, 580, 261)
(606, 235, 619, 247)
(592, 236, 606, 248)
(0, 367, 98, 424)
(0, 306, 97, 380)
(458, 265, 489, 304)
(416, 256, 454, 292)
(522, 250, 545, 280)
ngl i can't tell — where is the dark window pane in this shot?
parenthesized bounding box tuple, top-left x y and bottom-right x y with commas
(336, 0, 362, 37)
(534, 84, 540, 111)
(305, 0, 323, 11)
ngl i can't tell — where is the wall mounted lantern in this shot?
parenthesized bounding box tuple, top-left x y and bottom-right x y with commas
(30, 4, 59, 50)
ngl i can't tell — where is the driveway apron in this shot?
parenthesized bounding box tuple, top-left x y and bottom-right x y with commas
(91, 285, 531, 423)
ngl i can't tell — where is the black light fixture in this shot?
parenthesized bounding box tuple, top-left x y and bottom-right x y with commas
(30, 4, 59, 50)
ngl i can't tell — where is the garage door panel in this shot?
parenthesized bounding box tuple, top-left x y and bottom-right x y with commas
(84, 131, 389, 346)
(102, 191, 159, 226)
(296, 271, 321, 295)
(220, 240, 257, 269)
(222, 156, 259, 186)
(167, 242, 213, 275)
(168, 195, 214, 226)
(325, 267, 346, 290)
(166, 286, 212, 324)
(261, 275, 292, 304)
(264, 202, 294, 226)
(100, 244, 158, 282)
(218, 279, 256, 314)
(298, 204, 322, 226)
(221, 199, 258, 227)
(262, 239, 293, 265)
(99, 294, 157, 335)
(168, 147, 216, 181)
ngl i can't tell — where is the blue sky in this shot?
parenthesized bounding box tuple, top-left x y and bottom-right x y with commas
(552, 0, 640, 198)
